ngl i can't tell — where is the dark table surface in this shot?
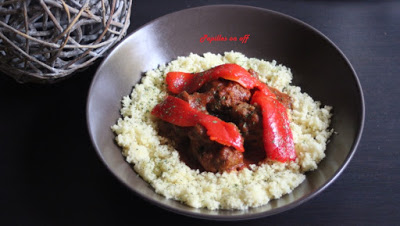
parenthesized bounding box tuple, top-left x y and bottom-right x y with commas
(1, 0, 399, 225)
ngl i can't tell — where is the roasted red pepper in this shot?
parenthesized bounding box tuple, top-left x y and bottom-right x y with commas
(166, 64, 271, 96)
(163, 63, 296, 162)
(151, 95, 244, 152)
(251, 91, 296, 162)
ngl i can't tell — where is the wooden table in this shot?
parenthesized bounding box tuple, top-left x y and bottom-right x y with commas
(1, 0, 399, 225)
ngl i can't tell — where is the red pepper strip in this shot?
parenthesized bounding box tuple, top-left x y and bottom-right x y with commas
(166, 64, 271, 96)
(151, 95, 244, 152)
(251, 91, 296, 162)
(166, 72, 197, 94)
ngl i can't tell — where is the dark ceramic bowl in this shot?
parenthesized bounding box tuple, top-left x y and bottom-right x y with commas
(87, 5, 364, 220)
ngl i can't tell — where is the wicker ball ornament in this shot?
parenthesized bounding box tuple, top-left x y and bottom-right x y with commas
(0, 0, 132, 83)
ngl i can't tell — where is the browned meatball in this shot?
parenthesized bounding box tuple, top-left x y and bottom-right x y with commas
(178, 91, 211, 112)
(188, 124, 244, 173)
(205, 79, 251, 113)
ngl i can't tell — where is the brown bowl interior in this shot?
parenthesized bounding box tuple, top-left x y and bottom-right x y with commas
(87, 5, 364, 220)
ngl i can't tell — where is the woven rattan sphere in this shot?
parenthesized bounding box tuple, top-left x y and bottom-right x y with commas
(0, 0, 132, 83)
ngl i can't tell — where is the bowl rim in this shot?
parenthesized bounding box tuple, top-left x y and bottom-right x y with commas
(86, 4, 365, 221)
